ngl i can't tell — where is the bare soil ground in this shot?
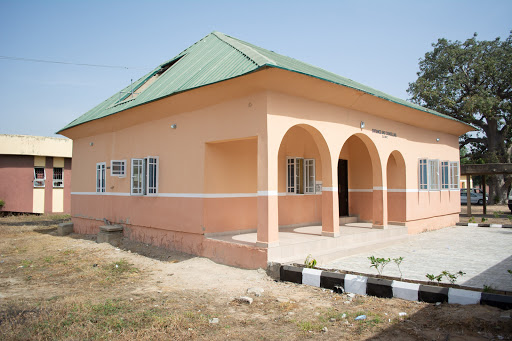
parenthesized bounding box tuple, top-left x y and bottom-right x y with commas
(460, 204, 512, 225)
(0, 215, 511, 340)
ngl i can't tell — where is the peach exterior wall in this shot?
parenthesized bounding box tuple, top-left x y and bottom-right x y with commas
(349, 192, 373, 221)
(278, 194, 322, 226)
(66, 80, 465, 267)
(387, 192, 406, 222)
(266, 91, 462, 230)
(71, 93, 267, 195)
(203, 197, 257, 232)
(72, 194, 204, 234)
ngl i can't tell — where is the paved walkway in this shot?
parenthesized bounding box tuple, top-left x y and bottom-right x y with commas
(325, 225, 512, 292)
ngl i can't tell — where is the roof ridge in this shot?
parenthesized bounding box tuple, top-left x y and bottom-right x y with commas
(212, 31, 276, 67)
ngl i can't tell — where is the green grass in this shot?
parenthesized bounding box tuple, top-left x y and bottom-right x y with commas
(1, 298, 213, 340)
(297, 320, 324, 332)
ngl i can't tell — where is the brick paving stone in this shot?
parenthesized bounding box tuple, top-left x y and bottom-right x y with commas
(326, 226, 512, 292)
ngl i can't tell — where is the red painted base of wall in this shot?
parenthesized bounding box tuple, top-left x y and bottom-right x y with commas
(72, 216, 267, 269)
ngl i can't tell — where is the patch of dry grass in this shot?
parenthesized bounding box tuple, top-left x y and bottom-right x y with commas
(1, 215, 511, 340)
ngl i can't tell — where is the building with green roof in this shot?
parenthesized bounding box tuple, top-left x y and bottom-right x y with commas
(60, 32, 472, 269)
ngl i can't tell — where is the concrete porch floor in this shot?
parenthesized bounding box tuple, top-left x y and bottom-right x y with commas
(206, 223, 409, 265)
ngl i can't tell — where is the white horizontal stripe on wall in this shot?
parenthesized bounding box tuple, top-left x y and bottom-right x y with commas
(348, 189, 421, 193)
(278, 192, 322, 196)
(257, 190, 278, 196)
(72, 192, 258, 198)
(73, 189, 426, 197)
(71, 192, 131, 196)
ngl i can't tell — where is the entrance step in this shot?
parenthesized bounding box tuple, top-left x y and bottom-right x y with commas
(339, 216, 358, 225)
(268, 226, 409, 266)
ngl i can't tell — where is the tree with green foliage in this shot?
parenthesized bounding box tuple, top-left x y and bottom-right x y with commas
(408, 32, 512, 203)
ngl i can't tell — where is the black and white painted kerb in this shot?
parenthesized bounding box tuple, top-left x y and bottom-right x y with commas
(280, 265, 512, 310)
(456, 222, 512, 228)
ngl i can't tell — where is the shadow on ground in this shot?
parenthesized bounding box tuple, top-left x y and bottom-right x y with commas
(368, 304, 511, 340)
(462, 255, 512, 293)
(61, 232, 196, 263)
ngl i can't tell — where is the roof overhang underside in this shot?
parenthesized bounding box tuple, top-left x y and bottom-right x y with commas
(59, 66, 473, 139)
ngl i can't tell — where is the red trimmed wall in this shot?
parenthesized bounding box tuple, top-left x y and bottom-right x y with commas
(0, 155, 34, 213)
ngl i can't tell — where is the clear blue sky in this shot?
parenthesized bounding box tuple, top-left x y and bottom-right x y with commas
(1, 0, 510, 137)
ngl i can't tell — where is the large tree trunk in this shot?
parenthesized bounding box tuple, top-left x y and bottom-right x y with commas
(487, 174, 509, 204)
(482, 119, 511, 204)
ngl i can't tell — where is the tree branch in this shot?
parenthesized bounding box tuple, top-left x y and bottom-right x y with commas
(460, 137, 487, 147)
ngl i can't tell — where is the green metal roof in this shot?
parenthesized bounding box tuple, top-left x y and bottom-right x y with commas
(59, 31, 462, 133)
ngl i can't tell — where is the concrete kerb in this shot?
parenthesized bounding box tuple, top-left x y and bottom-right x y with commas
(274, 264, 512, 310)
(456, 222, 512, 228)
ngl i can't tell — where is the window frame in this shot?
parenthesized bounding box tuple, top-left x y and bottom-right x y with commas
(428, 159, 440, 191)
(146, 156, 159, 196)
(286, 157, 295, 194)
(449, 161, 460, 190)
(286, 157, 316, 195)
(131, 156, 158, 196)
(441, 161, 449, 190)
(304, 158, 316, 194)
(110, 160, 126, 178)
(34, 167, 46, 188)
(131, 158, 145, 196)
(418, 158, 428, 191)
(96, 162, 106, 193)
(53, 167, 64, 188)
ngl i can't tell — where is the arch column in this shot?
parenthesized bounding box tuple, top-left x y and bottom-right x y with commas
(256, 134, 279, 247)
(373, 169, 388, 228)
(321, 153, 340, 237)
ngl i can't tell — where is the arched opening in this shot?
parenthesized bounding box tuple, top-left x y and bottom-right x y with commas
(338, 134, 383, 224)
(277, 124, 331, 227)
(387, 151, 406, 223)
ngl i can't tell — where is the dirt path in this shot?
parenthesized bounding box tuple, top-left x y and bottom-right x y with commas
(0, 215, 510, 340)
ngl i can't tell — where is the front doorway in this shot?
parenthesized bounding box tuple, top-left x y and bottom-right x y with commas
(338, 159, 348, 216)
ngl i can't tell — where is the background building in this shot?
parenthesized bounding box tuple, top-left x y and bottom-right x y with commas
(0, 134, 72, 214)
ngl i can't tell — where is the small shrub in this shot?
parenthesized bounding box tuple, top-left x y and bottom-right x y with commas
(483, 285, 496, 293)
(425, 273, 442, 283)
(0, 199, 4, 208)
(393, 257, 404, 279)
(442, 270, 465, 284)
(493, 211, 502, 218)
(468, 216, 476, 223)
(426, 271, 465, 284)
(481, 217, 487, 223)
(368, 256, 391, 275)
(304, 254, 317, 269)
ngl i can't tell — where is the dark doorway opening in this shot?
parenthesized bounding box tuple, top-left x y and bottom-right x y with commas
(338, 159, 348, 216)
